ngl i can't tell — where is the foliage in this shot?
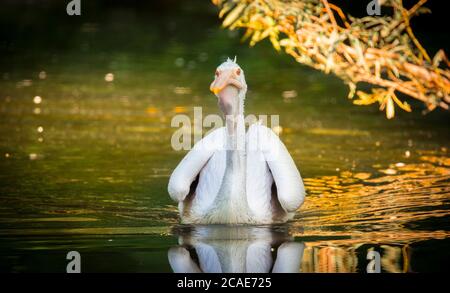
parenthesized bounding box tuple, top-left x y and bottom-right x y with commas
(212, 0, 450, 118)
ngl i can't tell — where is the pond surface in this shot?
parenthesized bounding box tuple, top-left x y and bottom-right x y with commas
(0, 1, 449, 272)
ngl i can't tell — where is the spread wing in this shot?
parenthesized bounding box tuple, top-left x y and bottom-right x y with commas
(249, 124, 306, 213)
(168, 128, 225, 202)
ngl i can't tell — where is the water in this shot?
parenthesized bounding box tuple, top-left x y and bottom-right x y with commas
(0, 1, 449, 273)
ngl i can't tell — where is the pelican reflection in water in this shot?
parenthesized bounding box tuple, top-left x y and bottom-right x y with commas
(168, 225, 304, 273)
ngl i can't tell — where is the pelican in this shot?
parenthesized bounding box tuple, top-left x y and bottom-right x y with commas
(168, 225, 305, 273)
(168, 57, 305, 224)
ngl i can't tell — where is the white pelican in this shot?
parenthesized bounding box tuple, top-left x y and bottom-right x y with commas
(168, 58, 305, 224)
(168, 225, 305, 273)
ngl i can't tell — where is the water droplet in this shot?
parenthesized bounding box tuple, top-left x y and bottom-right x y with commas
(405, 150, 411, 158)
(33, 96, 42, 104)
(29, 153, 38, 160)
(38, 71, 47, 80)
(174, 87, 191, 95)
(380, 168, 397, 175)
(33, 108, 41, 114)
(282, 90, 297, 99)
(17, 80, 32, 88)
(37, 126, 44, 133)
(5, 153, 10, 158)
(104, 73, 114, 82)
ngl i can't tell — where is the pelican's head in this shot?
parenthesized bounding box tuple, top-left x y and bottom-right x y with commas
(210, 57, 247, 115)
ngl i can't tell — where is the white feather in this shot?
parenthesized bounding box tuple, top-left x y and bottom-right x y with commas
(168, 60, 305, 224)
(169, 226, 305, 273)
(168, 124, 305, 224)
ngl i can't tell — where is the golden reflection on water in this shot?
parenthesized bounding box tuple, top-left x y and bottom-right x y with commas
(300, 244, 412, 273)
(0, 144, 448, 272)
(161, 153, 450, 273)
(298, 154, 450, 240)
(296, 155, 450, 273)
(301, 246, 358, 273)
(0, 154, 447, 273)
(3, 153, 446, 239)
(292, 153, 450, 272)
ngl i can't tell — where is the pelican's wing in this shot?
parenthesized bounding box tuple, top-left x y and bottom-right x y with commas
(272, 242, 305, 273)
(168, 128, 225, 202)
(246, 242, 273, 273)
(195, 243, 222, 273)
(250, 124, 306, 213)
(168, 247, 202, 273)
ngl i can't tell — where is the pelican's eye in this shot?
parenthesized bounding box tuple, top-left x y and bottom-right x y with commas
(236, 68, 241, 76)
(215, 70, 220, 77)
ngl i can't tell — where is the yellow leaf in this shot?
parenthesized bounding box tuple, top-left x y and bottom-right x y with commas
(347, 82, 356, 99)
(392, 94, 412, 112)
(270, 35, 281, 51)
(250, 31, 261, 46)
(353, 91, 378, 105)
(219, 2, 233, 18)
(279, 38, 296, 47)
(386, 96, 395, 119)
(222, 3, 246, 27)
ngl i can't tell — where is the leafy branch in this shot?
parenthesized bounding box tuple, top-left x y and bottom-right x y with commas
(212, 0, 450, 118)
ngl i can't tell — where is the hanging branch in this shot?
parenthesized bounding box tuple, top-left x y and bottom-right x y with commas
(212, 0, 450, 118)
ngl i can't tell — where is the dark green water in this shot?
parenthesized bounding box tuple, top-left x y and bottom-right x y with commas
(0, 1, 449, 272)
